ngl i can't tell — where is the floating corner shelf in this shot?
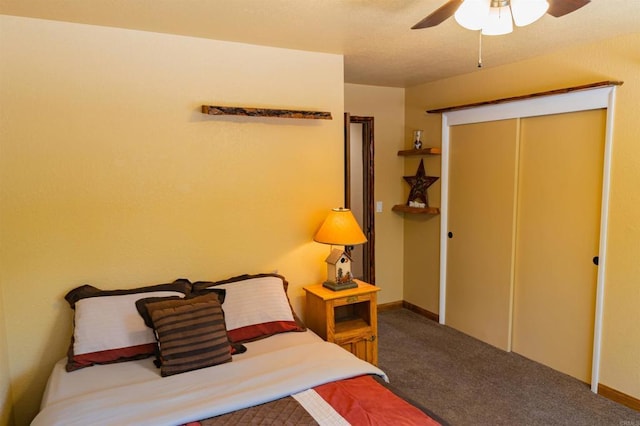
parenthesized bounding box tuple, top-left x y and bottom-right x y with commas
(392, 204, 440, 215)
(397, 147, 442, 156)
(201, 105, 332, 120)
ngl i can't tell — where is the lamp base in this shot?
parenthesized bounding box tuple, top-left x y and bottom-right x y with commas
(322, 280, 358, 291)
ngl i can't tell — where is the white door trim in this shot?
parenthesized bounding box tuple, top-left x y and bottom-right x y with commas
(438, 85, 618, 393)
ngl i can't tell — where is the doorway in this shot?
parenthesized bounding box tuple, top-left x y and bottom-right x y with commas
(344, 113, 375, 284)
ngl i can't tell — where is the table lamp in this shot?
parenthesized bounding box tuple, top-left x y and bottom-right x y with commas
(314, 207, 367, 291)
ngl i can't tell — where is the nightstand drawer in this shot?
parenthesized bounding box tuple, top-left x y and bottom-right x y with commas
(333, 293, 372, 307)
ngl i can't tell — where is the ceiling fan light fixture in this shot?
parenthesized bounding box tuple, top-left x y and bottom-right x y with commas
(454, 0, 491, 31)
(510, 0, 549, 26)
(481, 5, 513, 35)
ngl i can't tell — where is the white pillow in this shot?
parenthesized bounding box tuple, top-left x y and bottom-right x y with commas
(73, 291, 183, 355)
(215, 277, 294, 331)
(193, 274, 305, 343)
(64, 280, 190, 371)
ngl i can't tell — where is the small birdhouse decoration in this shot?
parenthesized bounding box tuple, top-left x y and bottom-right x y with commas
(323, 248, 357, 291)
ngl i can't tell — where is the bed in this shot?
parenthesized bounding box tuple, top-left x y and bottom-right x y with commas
(32, 273, 444, 425)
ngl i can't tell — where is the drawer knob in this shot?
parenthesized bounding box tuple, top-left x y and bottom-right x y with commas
(346, 296, 358, 303)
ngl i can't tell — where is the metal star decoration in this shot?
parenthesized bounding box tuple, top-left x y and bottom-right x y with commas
(403, 159, 439, 207)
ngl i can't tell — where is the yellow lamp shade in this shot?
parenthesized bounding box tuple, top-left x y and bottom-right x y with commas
(314, 208, 367, 246)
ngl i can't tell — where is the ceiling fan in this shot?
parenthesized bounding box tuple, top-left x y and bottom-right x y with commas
(412, 0, 590, 31)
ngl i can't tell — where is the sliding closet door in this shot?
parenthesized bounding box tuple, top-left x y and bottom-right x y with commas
(446, 119, 519, 351)
(512, 109, 606, 382)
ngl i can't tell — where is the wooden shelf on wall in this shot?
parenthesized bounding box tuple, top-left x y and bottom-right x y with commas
(392, 204, 440, 215)
(397, 147, 441, 156)
(425, 81, 623, 114)
(201, 105, 332, 120)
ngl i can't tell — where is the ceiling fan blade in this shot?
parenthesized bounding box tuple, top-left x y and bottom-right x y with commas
(411, 0, 464, 29)
(547, 0, 591, 17)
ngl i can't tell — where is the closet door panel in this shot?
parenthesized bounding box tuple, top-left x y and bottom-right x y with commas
(512, 109, 605, 382)
(446, 119, 519, 350)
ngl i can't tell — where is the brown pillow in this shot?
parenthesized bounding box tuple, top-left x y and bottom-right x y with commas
(135, 289, 226, 328)
(146, 293, 232, 377)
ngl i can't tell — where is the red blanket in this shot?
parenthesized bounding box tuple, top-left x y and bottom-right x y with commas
(316, 375, 440, 425)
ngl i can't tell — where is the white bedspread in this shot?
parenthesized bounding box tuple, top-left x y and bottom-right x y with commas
(32, 341, 386, 426)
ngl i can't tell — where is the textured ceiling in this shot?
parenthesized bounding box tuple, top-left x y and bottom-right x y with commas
(1, 0, 639, 87)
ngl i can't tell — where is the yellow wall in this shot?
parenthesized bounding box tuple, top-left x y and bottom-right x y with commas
(0, 286, 14, 426)
(402, 97, 442, 313)
(344, 84, 405, 304)
(405, 32, 640, 399)
(0, 15, 344, 424)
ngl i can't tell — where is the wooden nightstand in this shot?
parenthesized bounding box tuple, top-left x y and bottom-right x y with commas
(303, 280, 380, 365)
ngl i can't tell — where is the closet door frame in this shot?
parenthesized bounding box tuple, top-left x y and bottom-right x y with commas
(438, 85, 618, 393)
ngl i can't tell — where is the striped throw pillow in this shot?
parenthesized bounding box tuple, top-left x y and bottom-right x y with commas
(147, 293, 232, 377)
